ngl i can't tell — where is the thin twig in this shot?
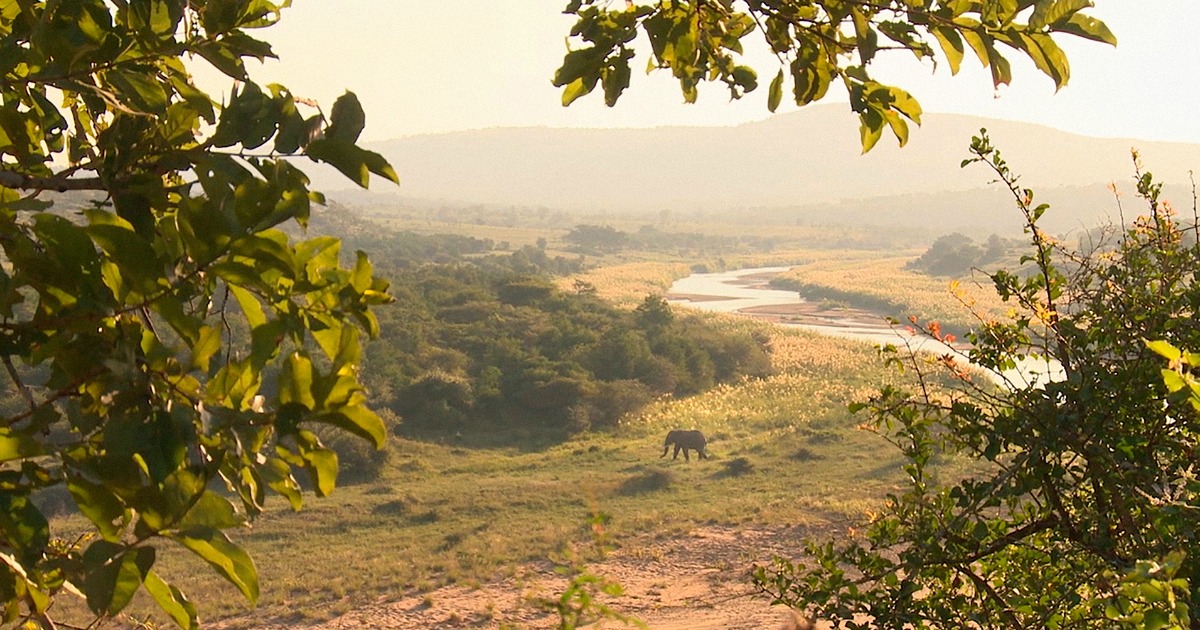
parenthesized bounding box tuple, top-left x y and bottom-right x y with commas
(2, 354, 37, 418)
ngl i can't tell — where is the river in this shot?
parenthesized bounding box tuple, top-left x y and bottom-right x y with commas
(667, 267, 1063, 389)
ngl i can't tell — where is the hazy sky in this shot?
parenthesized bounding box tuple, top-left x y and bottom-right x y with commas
(238, 1, 1200, 144)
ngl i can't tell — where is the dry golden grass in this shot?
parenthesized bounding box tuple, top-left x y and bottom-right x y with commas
(560, 261, 692, 306)
(777, 255, 1016, 332)
(623, 317, 894, 440)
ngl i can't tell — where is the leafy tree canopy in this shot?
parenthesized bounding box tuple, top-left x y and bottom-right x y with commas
(0, 1, 396, 627)
(556, 0, 1115, 151)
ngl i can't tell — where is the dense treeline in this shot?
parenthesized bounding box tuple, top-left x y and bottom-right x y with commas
(361, 265, 773, 437)
(564, 223, 784, 256)
(293, 207, 778, 437)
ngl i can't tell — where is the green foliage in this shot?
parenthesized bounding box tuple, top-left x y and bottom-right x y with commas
(907, 232, 1016, 277)
(364, 265, 773, 436)
(564, 224, 630, 254)
(558, 0, 1114, 151)
(753, 133, 1199, 627)
(0, 1, 394, 627)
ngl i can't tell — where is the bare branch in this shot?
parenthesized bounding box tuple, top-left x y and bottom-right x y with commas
(0, 170, 106, 193)
(2, 354, 37, 419)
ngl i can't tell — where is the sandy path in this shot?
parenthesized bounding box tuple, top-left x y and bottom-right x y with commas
(232, 525, 821, 629)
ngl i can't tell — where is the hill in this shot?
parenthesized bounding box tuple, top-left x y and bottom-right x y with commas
(319, 104, 1200, 237)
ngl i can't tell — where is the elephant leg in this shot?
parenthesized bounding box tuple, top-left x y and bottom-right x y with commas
(683, 448, 690, 462)
(673, 444, 681, 460)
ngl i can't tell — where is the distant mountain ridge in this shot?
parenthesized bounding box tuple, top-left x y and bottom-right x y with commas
(323, 104, 1200, 235)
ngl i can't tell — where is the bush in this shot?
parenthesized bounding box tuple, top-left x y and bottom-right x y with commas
(755, 133, 1200, 627)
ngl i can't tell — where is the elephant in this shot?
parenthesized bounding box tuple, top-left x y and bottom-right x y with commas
(661, 429, 708, 461)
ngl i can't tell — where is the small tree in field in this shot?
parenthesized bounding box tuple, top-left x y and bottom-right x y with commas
(0, 1, 394, 627)
(754, 132, 1198, 628)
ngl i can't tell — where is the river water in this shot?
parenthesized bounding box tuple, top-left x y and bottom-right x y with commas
(668, 267, 1063, 389)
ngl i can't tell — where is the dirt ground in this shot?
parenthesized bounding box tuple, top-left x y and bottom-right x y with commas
(237, 525, 825, 629)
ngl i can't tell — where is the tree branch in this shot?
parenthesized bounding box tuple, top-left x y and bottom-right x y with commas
(0, 170, 106, 193)
(2, 354, 37, 418)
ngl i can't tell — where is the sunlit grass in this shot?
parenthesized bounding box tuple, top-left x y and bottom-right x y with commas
(559, 261, 693, 306)
(776, 255, 1016, 333)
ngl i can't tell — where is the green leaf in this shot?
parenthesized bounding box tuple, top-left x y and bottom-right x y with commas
(986, 41, 1013, 86)
(306, 138, 398, 188)
(309, 316, 347, 363)
(195, 40, 248, 81)
(887, 86, 923, 123)
(260, 457, 303, 511)
(67, 476, 127, 541)
(167, 526, 259, 604)
(311, 405, 386, 449)
(859, 108, 885, 153)
(82, 542, 154, 616)
(1145, 339, 1181, 362)
(0, 494, 49, 567)
(766, 69, 785, 112)
(279, 352, 316, 409)
(1058, 12, 1117, 45)
(1029, 0, 1092, 30)
(190, 325, 222, 372)
(1160, 369, 1186, 393)
(317, 372, 361, 409)
(362, 147, 400, 185)
(554, 47, 606, 88)
(601, 58, 632, 107)
(790, 46, 833, 105)
(306, 446, 338, 497)
(228, 285, 267, 329)
(153, 293, 202, 346)
(144, 571, 198, 630)
(561, 77, 596, 106)
(85, 213, 162, 295)
(0, 429, 42, 463)
(349, 250, 374, 293)
(883, 110, 910, 147)
(104, 68, 169, 114)
(931, 26, 965, 74)
(849, 8, 878, 65)
(176, 491, 245, 530)
(229, 233, 297, 279)
(249, 318, 288, 369)
(956, 21, 991, 68)
(1015, 32, 1070, 89)
(326, 91, 366, 143)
